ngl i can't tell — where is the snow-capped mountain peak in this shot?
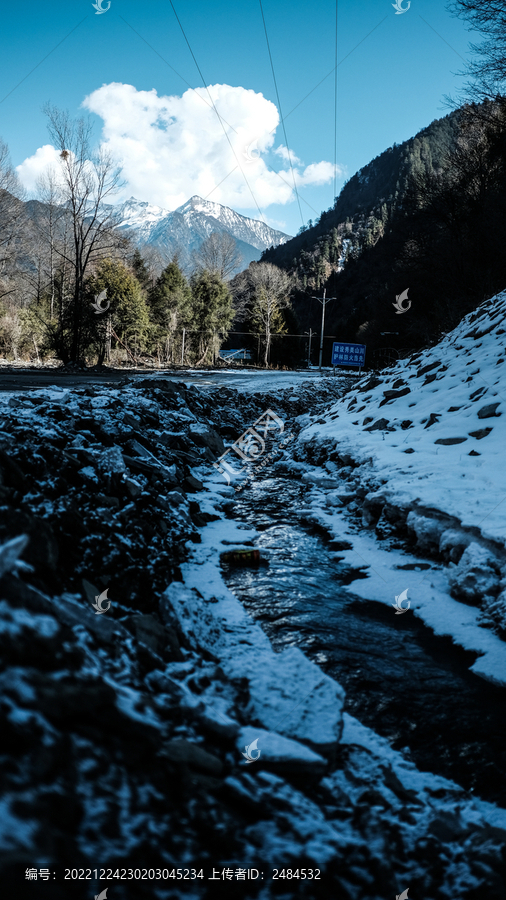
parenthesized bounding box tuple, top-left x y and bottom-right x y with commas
(110, 195, 292, 275)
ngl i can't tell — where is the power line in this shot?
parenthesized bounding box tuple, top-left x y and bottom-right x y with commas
(334, 0, 338, 203)
(121, 10, 330, 225)
(167, 0, 267, 223)
(258, 0, 305, 229)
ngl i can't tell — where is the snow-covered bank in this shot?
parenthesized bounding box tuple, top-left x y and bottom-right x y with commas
(1, 367, 505, 896)
(286, 290, 506, 686)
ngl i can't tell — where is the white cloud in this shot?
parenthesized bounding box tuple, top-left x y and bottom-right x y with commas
(274, 144, 302, 166)
(297, 161, 341, 186)
(16, 144, 62, 194)
(80, 82, 337, 211)
(16, 83, 341, 213)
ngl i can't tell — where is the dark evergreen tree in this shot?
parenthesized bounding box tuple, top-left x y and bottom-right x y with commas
(130, 248, 151, 292)
(148, 261, 191, 363)
(188, 270, 234, 365)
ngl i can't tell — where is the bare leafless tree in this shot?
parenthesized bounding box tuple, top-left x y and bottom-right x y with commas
(448, 0, 506, 101)
(247, 262, 291, 366)
(0, 138, 26, 302)
(42, 104, 124, 362)
(193, 231, 243, 280)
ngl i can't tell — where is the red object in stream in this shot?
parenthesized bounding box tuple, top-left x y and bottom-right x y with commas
(220, 549, 261, 567)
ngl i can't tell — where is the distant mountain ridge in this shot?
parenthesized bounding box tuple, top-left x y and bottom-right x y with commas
(112, 195, 292, 274)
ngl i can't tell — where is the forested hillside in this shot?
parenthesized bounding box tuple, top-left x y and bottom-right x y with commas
(262, 109, 461, 275)
(260, 100, 506, 363)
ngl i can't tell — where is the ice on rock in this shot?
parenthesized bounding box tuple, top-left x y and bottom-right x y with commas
(97, 445, 126, 475)
(448, 542, 501, 605)
(407, 511, 448, 553)
(162, 580, 345, 756)
(439, 528, 473, 563)
(236, 726, 327, 774)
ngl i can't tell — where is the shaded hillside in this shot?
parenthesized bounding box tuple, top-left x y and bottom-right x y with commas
(262, 109, 462, 276)
(259, 101, 506, 365)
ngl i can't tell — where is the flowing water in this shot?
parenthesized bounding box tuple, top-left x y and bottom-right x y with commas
(221, 475, 506, 806)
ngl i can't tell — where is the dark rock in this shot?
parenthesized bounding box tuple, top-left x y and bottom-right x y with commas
(0, 449, 25, 488)
(477, 403, 501, 419)
(364, 418, 391, 432)
(166, 491, 186, 507)
(362, 417, 373, 426)
(417, 360, 441, 378)
(403, 448, 415, 453)
(188, 425, 225, 456)
(161, 739, 223, 776)
(123, 454, 156, 476)
(81, 578, 101, 604)
(158, 432, 192, 452)
(96, 494, 120, 508)
(183, 475, 204, 492)
(124, 476, 142, 498)
(60, 450, 82, 470)
(469, 428, 493, 440)
(50, 593, 130, 645)
(124, 613, 169, 656)
(400, 420, 413, 429)
(358, 377, 382, 391)
(191, 512, 209, 528)
(434, 437, 468, 445)
(379, 387, 410, 406)
(423, 373, 438, 385)
(469, 450, 481, 456)
(1, 512, 59, 572)
(470, 387, 487, 400)
(123, 412, 141, 429)
(424, 413, 441, 429)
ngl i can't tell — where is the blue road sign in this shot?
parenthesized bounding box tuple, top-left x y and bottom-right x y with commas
(332, 342, 366, 367)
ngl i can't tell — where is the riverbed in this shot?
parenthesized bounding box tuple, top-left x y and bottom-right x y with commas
(221, 473, 506, 806)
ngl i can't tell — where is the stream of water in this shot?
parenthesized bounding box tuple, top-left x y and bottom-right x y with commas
(221, 474, 506, 806)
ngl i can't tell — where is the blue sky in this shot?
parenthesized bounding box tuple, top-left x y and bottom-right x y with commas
(1, 0, 476, 236)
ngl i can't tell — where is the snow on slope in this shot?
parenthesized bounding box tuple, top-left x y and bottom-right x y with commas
(113, 195, 291, 254)
(290, 289, 506, 685)
(113, 198, 168, 242)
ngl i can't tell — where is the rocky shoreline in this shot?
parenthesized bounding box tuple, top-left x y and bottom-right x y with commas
(1, 374, 505, 899)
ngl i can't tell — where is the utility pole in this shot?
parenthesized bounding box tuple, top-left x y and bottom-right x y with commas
(311, 288, 336, 371)
(105, 312, 112, 364)
(304, 328, 317, 367)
